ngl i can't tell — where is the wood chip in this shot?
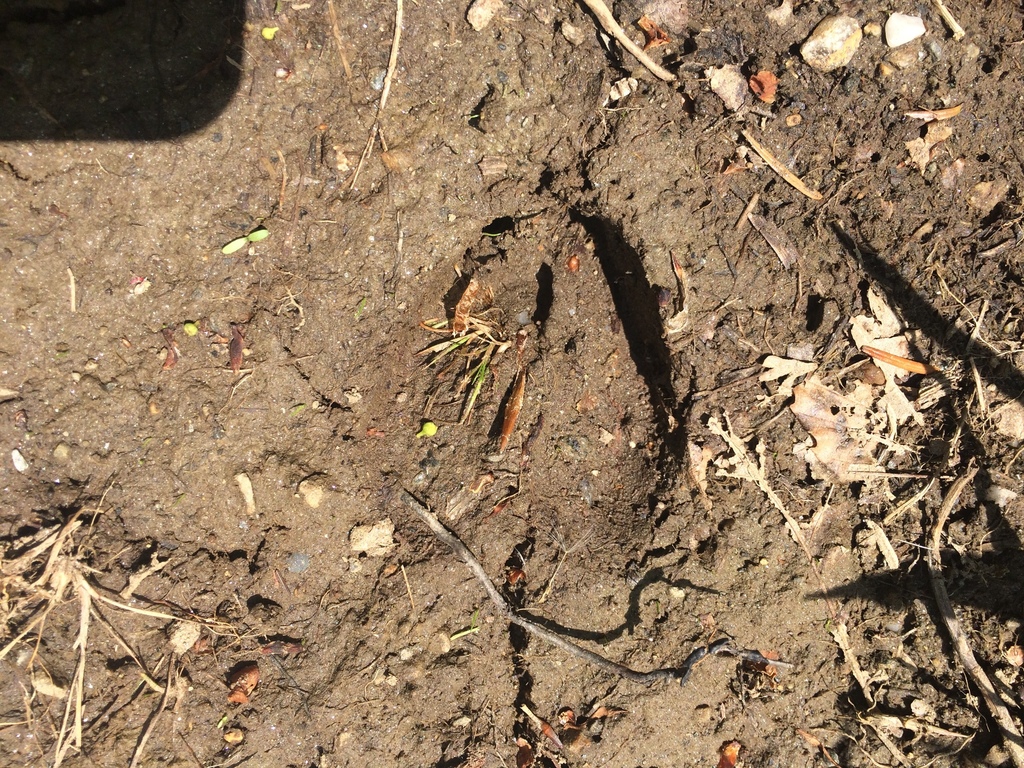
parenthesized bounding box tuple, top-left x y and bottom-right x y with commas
(747, 213, 801, 268)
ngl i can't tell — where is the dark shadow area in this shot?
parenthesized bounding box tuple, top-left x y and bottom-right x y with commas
(0, 0, 244, 140)
(573, 212, 683, 441)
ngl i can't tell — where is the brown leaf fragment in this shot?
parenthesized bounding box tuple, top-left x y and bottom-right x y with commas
(161, 328, 180, 371)
(749, 70, 779, 103)
(905, 122, 953, 174)
(587, 705, 627, 720)
(229, 324, 245, 373)
(227, 663, 260, 704)
(499, 330, 528, 452)
(790, 377, 880, 483)
(451, 279, 494, 335)
(717, 740, 742, 768)
(747, 213, 801, 269)
(515, 738, 534, 768)
(260, 641, 303, 656)
(638, 14, 671, 50)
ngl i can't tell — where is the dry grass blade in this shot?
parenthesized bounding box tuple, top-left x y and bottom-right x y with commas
(499, 331, 529, 451)
(747, 213, 801, 269)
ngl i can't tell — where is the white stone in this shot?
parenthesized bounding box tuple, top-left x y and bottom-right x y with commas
(885, 13, 925, 48)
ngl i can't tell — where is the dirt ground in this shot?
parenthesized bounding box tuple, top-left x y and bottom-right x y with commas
(3, 0, 1024, 766)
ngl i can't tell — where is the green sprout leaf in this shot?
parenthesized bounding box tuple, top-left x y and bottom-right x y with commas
(221, 237, 248, 255)
(246, 226, 270, 243)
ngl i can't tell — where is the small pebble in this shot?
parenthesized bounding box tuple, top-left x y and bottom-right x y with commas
(466, 0, 503, 31)
(885, 13, 925, 48)
(286, 553, 312, 573)
(707, 64, 748, 111)
(800, 15, 862, 72)
(11, 449, 28, 473)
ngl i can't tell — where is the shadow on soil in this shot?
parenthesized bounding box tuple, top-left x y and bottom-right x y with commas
(0, 0, 243, 140)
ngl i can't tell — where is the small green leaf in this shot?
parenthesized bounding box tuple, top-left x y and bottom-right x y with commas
(182, 322, 199, 337)
(416, 421, 438, 438)
(261, 26, 279, 40)
(246, 226, 270, 243)
(221, 237, 248, 254)
(354, 296, 367, 319)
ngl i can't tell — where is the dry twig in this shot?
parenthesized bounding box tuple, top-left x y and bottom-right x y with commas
(927, 469, 1024, 768)
(742, 130, 823, 201)
(350, 0, 403, 189)
(401, 490, 787, 684)
(577, 0, 676, 82)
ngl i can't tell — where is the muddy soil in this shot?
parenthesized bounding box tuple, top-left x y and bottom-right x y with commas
(3, 1, 1024, 766)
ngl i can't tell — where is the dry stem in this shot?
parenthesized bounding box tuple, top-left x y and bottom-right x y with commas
(401, 490, 786, 685)
(350, 0, 403, 189)
(577, 0, 676, 82)
(927, 469, 1024, 768)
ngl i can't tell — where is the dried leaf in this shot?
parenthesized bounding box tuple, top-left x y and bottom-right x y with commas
(759, 355, 818, 398)
(227, 663, 260, 704)
(717, 740, 741, 768)
(749, 70, 779, 103)
(229, 324, 245, 373)
(587, 705, 627, 720)
(638, 14, 671, 50)
(515, 738, 534, 768)
(790, 377, 881, 483)
(161, 328, 180, 371)
(905, 121, 953, 174)
(500, 330, 528, 451)
(451, 279, 494, 335)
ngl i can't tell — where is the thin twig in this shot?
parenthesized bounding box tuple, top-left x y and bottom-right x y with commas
(577, 0, 676, 82)
(350, 0, 403, 190)
(128, 653, 176, 768)
(326, 0, 353, 78)
(927, 468, 1024, 768)
(931, 0, 966, 40)
(400, 491, 786, 684)
(742, 130, 823, 201)
(67, 268, 77, 312)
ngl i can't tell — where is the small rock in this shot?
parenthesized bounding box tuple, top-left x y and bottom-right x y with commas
(800, 15, 862, 72)
(466, 0, 502, 31)
(350, 518, 396, 556)
(52, 443, 71, 463)
(298, 479, 325, 508)
(863, 21, 882, 37)
(707, 64, 748, 111)
(11, 449, 27, 473)
(559, 21, 584, 46)
(967, 178, 1010, 216)
(765, 0, 793, 28)
(885, 13, 925, 48)
(286, 552, 312, 573)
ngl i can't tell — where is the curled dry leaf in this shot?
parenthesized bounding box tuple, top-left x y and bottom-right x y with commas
(717, 740, 742, 768)
(499, 330, 529, 452)
(161, 328, 180, 371)
(638, 14, 671, 50)
(227, 663, 260, 704)
(451, 279, 494, 335)
(905, 103, 963, 122)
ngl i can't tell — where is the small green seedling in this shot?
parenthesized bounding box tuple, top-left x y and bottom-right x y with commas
(416, 420, 438, 438)
(221, 226, 270, 254)
(449, 609, 481, 641)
